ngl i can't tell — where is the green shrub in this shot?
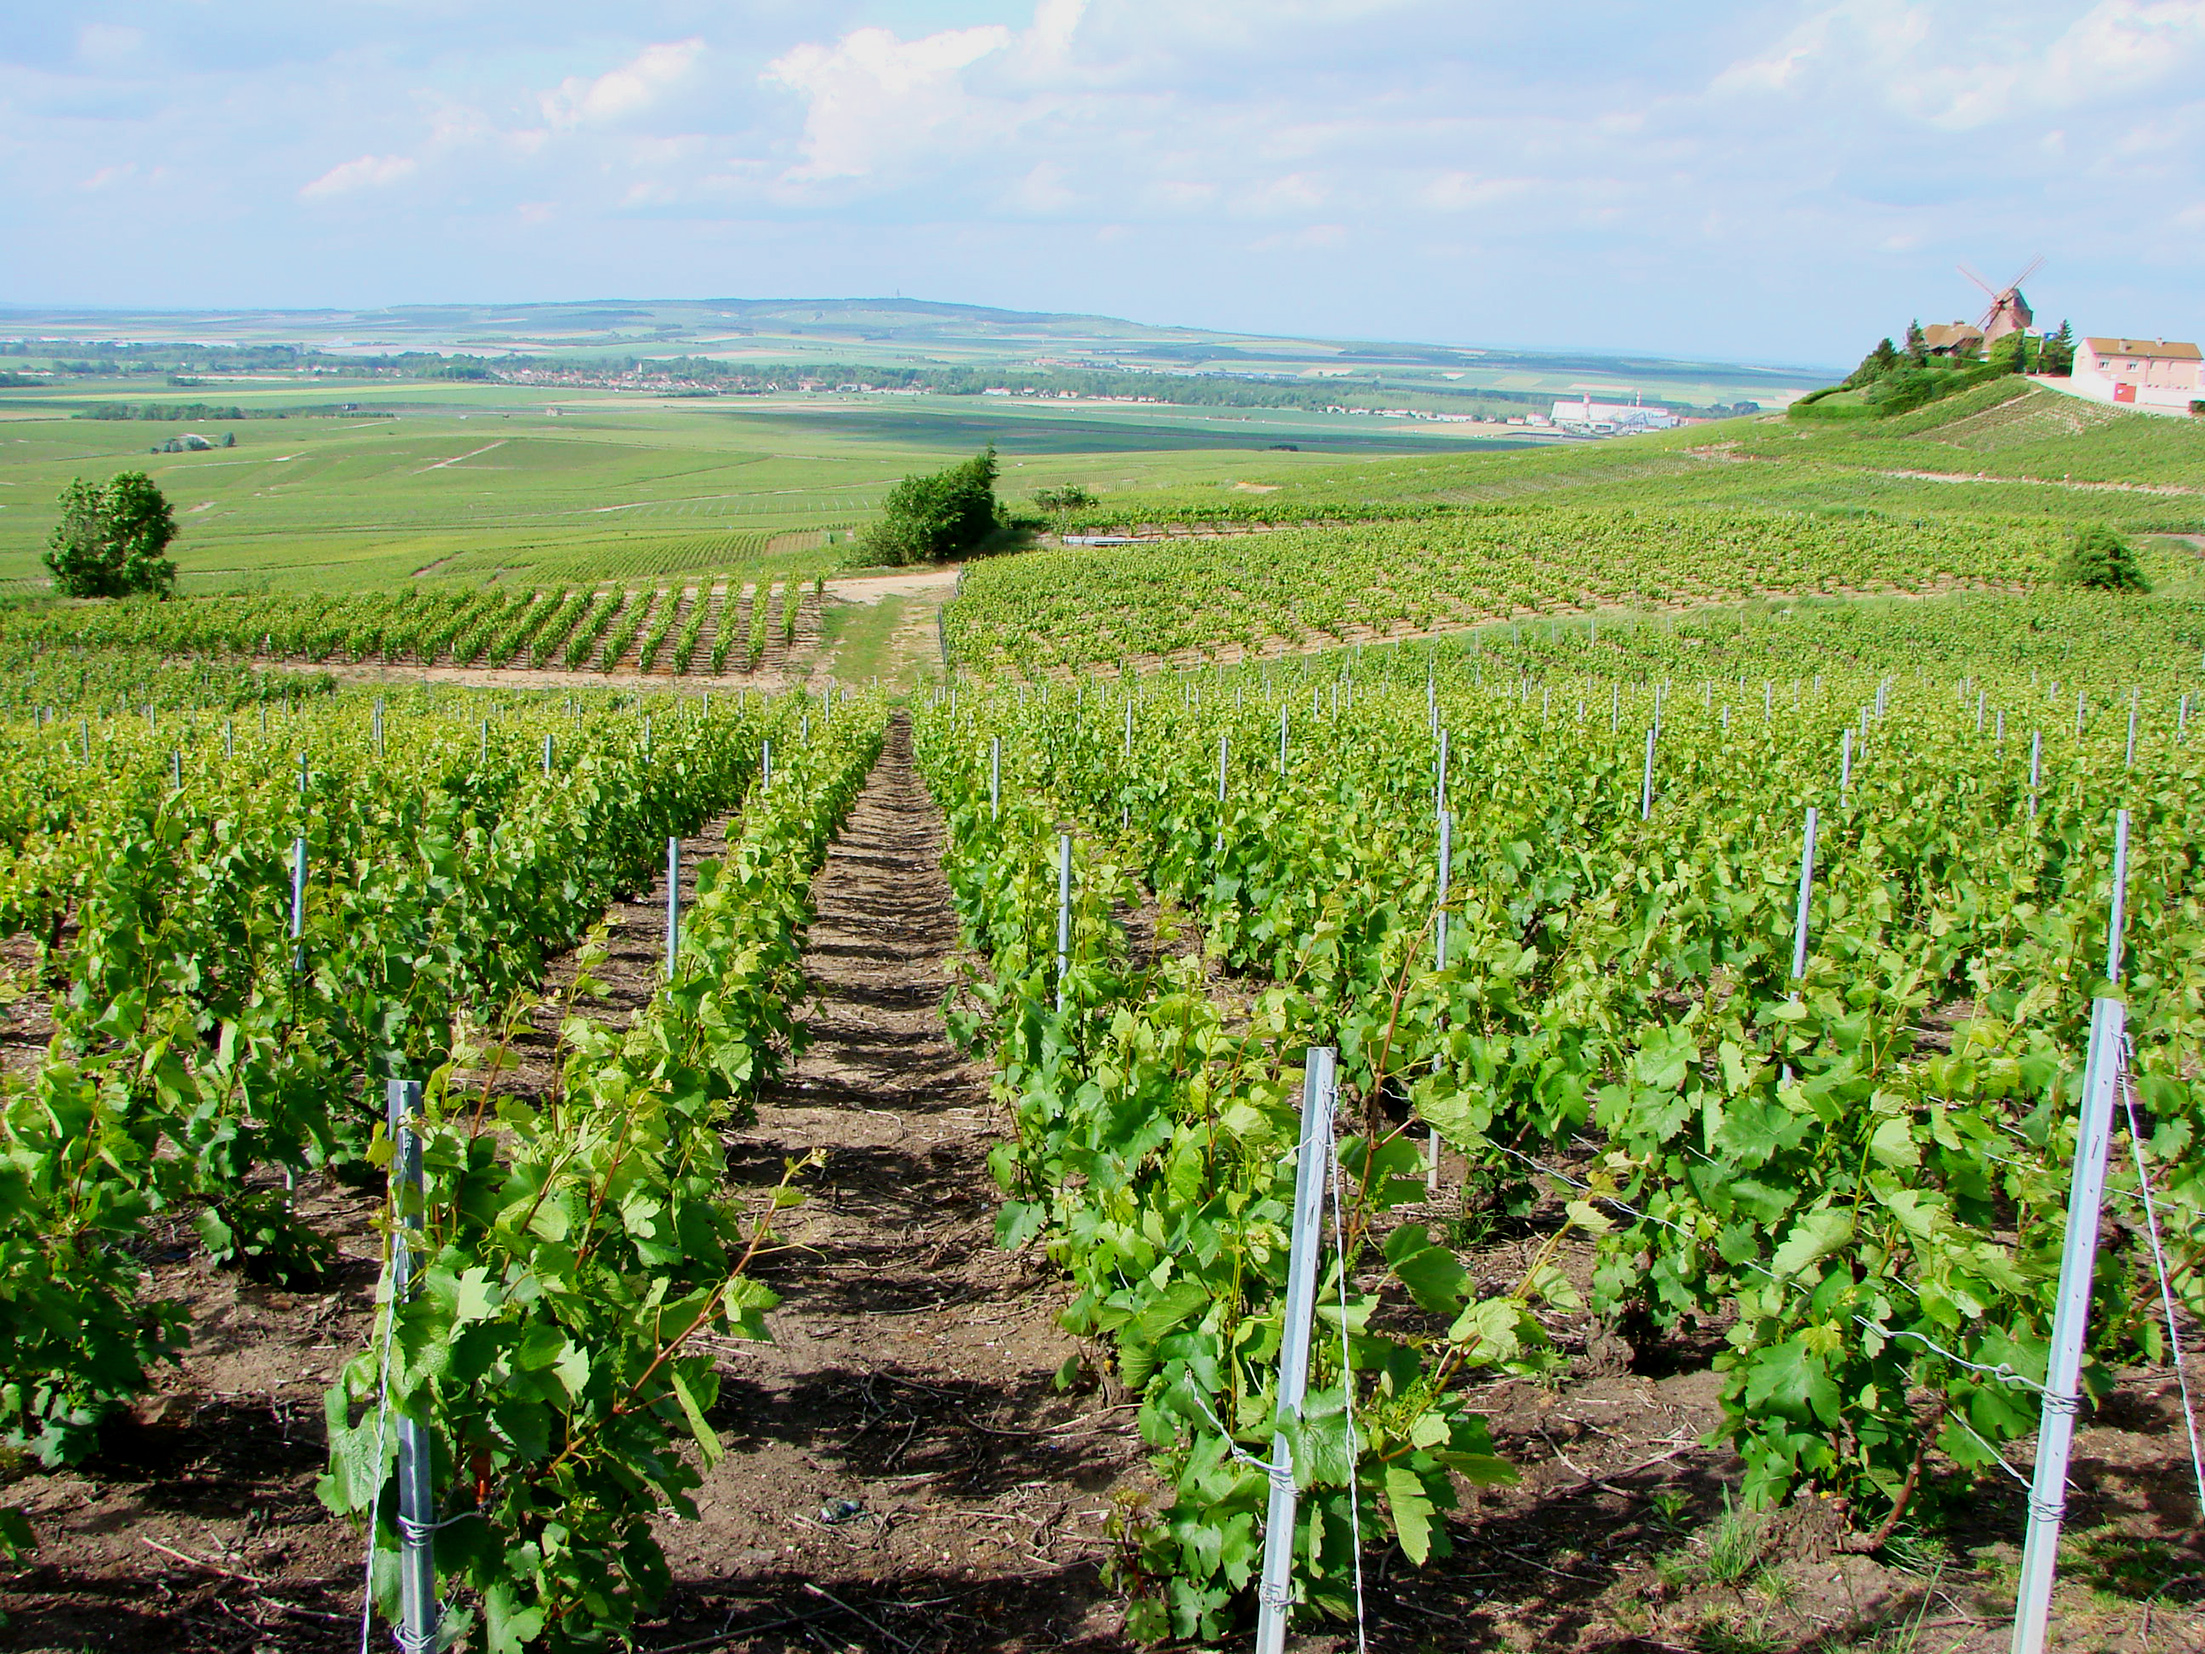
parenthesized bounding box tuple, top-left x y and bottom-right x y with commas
(860, 445, 1005, 565)
(2059, 524, 2150, 592)
(1032, 483, 1097, 512)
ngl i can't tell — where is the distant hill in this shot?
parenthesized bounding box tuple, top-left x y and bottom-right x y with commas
(0, 296, 1834, 411)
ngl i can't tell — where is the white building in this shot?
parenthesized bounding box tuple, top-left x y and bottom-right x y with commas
(2070, 337, 2202, 412)
(1550, 394, 1679, 433)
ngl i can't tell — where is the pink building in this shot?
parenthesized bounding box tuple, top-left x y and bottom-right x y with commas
(2071, 336, 2202, 412)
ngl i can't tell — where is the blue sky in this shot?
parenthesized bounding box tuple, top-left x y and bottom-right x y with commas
(2, 2, 2201, 365)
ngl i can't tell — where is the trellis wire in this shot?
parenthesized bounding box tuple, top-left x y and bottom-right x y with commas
(2118, 1038, 2205, 1522)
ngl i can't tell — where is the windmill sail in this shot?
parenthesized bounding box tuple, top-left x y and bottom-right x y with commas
(1963, 257, 2044, 340)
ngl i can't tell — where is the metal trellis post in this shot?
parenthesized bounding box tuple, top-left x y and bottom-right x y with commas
(386, 1079, 440, 1654)
(1256, 1048, 1337, 1654)
(1054, 833, 1072, 1014)
(665, 838, 680, 977)
(290, 837, 307, 973)
(2011, 810, 2129, 1654)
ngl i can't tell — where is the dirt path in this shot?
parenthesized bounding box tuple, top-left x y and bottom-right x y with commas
(642, 717, 1142, 1651)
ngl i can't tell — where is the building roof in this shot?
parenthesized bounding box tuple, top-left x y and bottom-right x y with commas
(1921, 322, 1984, 350)
(2083, 337, 2202, 360)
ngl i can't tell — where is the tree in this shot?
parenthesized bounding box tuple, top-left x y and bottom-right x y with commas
(44, 472, 179, 598)
(1985, 330, 2030, 374)
(2042, 320, 2075, 377)
(1904, 320, 1928, 365)
(2059, 524, 2149, 593)
(860, 445, 1005, 565)
(1840, 339, 1901, 390)
(1032, 484, 1097, 512)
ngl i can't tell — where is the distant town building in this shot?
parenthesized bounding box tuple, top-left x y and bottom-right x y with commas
(2070, 337, 2203, 412)
(1550, 395, 1678, 434)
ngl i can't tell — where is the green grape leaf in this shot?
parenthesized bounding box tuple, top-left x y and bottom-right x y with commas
(1771, 1206, 1854, 1277)
(1383, 1464, 1438, 1565)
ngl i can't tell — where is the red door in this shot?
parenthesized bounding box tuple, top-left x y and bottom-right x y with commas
(2114, 382, 2136, 403)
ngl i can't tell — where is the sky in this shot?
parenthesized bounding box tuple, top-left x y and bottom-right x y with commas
(2, 2, 2202, 366)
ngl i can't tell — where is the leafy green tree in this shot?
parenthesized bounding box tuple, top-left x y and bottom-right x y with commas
(1839, 339, 1901, 390)
(1903, 320, 1927, 365)
(1985, 330, 2030, 374)
(1032, 483, 1098, 512)
(2059, 524, 2149, 592)
(44, 472, 179, 598)
(860, 445, 1005, 565)
(2043, 320, 2075, 376)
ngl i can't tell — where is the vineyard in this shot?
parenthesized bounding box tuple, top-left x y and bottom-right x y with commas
(1, 571, 836, 682)
(945, 506, 2069, 677)
(910, 591, 2204, 1641)
(2, 403, 2203, 1651)
(0, 653, 894, 1645)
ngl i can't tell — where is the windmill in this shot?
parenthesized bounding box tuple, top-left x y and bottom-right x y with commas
(1960, 257, 2044, 343)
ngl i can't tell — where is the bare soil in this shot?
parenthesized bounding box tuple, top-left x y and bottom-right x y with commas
(638, 715, 1145, 1651)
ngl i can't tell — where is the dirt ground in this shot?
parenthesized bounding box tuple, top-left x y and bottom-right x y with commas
(3, 727, 2201, 1653)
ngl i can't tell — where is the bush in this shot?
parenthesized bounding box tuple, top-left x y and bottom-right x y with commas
(1032, 484, 1097, 512)
(44, 473, 179, 599)
(2059, 525, 2149, 593)
(859, 446, 1005, 565)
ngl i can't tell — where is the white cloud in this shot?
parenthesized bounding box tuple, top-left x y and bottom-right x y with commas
(765, 24, 1014, 181)
(542, 39, 704, 129)
(1005, 160, 1077, 211)
(7, 1, 2205, 362)
(1022, 0, 1090, 65)
(1713, 0, 2205, 129)
(1422, 171, 1533, 211)
(76, 25, 146, 66)
(299, 153, 418, 200)
(1235, 173, 1330, 216)
(1251, 222, 1348, 249)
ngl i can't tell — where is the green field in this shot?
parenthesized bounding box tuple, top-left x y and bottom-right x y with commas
(0, 386, 1540, 594)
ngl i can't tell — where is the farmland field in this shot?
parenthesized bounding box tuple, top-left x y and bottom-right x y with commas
(0, 384, 1536, 595)
(1, 352, 2201, 1654)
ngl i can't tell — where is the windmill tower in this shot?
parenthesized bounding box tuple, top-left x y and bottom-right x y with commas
(1960, 257, 2043, 344)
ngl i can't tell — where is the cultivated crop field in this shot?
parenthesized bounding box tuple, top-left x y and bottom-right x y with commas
(1, 380, 2200, 1654)
(0, 387, 1524, 595)
(945, 507, 2071, 676)
(6, 574, 839, 684)
(918, 595, 2204, 1644)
